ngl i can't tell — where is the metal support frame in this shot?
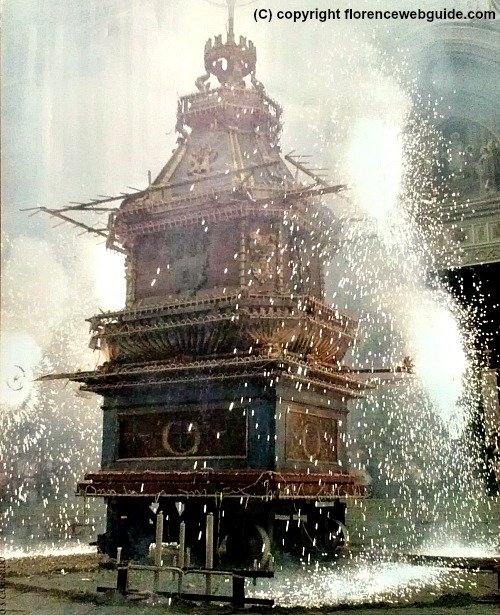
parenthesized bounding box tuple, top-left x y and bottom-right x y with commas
(98, 564, 274, 607)
(98, 511, 274, 607)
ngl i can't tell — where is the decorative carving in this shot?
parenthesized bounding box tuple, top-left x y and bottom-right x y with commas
(94, 293, 357, 363)
(162, 421, 201, 456)
(187, 144, 218, 176)
(204, 33, 256, 86)
(175, 101, 189, 141)
(462, 244, 500, 266)
(248, 230, 276, 285)
(289, 237, 313, 293)
(195, 72, 211, 92)
(448, 132, 466, 176)
(301, 421, 323, 458)
(286, 407, 339, 463)
(166, 229, 208, 295)
(491, 220, 500, 240)
(118, 406, 247, 459)
(124, 251, 136, 308)
(251, 72, 265, 93)
(475, 224, 488, 243)
(451, 226, 472, 244)
(477, 139, 498, 194)
(437, 120, 500, 198)
(134, 229, 209, 299)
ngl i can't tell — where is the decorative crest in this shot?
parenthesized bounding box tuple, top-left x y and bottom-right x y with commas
(201, 0, 257, 87)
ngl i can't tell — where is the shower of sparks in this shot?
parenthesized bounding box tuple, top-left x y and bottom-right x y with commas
(279, 29, 497, 558)
(415, 542, 500, 558)
(249, 558, 474, 607)
(0, 234, 121, 552)
(4, 543, 97, 560)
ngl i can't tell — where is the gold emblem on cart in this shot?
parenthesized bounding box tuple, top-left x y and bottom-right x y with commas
(162, 421, 201, 456)
(187, 145, 218, 176)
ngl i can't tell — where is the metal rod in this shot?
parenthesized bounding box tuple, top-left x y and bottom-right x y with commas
(227, 0, 235, 40)
(116, 566, 128, 595)
(31, 208, 126, 254)
(205, 512, 214, 596)
(285, 154, 331, 188)
(20, 161, 280, 217)
(39, 208, 108, 239)
(178, 522, 186, 568)
(129, 564, 182, 572)
(126, 564, 274, 578)
(232, 575, 245, 608)
(153, 511, 164, 595)
(67, 162, 280, 210)
(178, 521, 185, 594)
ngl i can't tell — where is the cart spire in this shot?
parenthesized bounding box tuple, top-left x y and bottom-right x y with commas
(227, 0, 236, 42)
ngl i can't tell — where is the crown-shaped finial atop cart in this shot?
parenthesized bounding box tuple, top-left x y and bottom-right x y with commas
(194, 0, 257, 89)
(202, 1, 256, 86)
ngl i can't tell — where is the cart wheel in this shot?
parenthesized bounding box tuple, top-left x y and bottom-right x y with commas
(220, 523, 272, 568)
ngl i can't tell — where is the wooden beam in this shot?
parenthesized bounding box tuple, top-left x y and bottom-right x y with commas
(37, 208, 126, 254)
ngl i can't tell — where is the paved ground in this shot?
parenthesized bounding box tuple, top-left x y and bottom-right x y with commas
(4, 586, 500, 614)
(4, 552, 498, 614)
